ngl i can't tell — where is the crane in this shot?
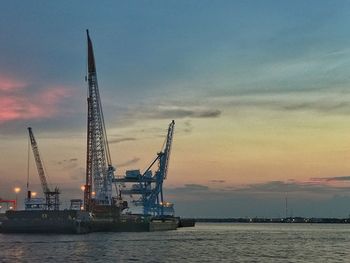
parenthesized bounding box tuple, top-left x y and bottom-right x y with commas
(115, 120, 175, 217)
(28, 127, 60, 210)
(142, 120, 175, 216)
(84, 30, 114, 211)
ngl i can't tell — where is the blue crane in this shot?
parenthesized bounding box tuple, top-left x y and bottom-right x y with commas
(115, 120, 175, 217)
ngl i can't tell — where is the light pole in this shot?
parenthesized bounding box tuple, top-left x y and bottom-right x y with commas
(80, 186, 86, 210)
(14, 187, 21, 210)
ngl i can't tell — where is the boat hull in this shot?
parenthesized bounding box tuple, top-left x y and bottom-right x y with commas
(178, 218, 196, 228)
(0, 210, 91, 234)
(0, 210, 178, 233)
(91, 215, 178, 232)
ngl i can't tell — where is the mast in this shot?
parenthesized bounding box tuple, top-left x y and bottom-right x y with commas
(84, 30, 114, 211)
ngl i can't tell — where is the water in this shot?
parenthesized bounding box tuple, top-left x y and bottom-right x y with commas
(1, 223, 350, 262)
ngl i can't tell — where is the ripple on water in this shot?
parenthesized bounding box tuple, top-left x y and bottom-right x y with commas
(1, 223, 350, 262)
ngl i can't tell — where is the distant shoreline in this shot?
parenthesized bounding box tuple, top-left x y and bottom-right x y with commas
(188, 217, 350, 224)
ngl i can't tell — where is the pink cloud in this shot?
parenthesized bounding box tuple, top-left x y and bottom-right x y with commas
(0, 75, 75, 123)
(0, 75, 26, 92)
(39, 86, 72, 105)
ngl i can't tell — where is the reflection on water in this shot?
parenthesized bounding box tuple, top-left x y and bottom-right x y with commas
(1, 223, 350, 262)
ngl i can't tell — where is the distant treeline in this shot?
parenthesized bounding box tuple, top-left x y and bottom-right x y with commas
(187, 217, 350, 223)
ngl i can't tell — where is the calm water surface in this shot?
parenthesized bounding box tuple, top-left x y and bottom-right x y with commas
(1, 223, 350, 262)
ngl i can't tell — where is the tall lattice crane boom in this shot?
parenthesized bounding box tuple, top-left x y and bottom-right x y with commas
(28, 127, 50, 194)
(84, 30, 114, 211)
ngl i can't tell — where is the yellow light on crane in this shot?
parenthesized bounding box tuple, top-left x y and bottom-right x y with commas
(80, 185, 85, 191)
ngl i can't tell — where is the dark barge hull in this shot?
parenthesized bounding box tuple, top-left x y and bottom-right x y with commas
(90, 206, 178, 232)
(0, 210, 91, 234)
(178, 218, 196, 228)
(91, 215, 178, 232)
(0, 210, 178, 234)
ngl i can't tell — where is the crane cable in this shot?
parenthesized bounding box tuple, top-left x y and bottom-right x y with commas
(26, 134, 30, 191)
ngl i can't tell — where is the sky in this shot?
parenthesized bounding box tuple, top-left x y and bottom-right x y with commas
(2, 1, 350, 217)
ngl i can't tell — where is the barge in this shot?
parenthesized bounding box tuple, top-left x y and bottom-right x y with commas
(0, 209, 178, 234)
(0, 210, 91, 234)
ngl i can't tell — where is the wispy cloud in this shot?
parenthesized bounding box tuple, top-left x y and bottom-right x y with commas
(144, 106, 221, 119)
(183, 184, 209, 191)
(210, 180, 226, 183)
(57, 158, 79, 166)
(183, 120, 193, 133)
(211, 91, 350, 116)
(116, 157, 140, 168)
(234, 180, 346, 194)
(109, 137, 136, 144)
(168, 180, 350, 200)
(121, 104, 222, 122)
(311, 176, 350, 182)
(56, 158, 84, 181)
(0, 75, 75, 124)
(0, 75, 26, 92)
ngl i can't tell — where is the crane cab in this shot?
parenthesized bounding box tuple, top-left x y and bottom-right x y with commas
(25, 192, 46, 211)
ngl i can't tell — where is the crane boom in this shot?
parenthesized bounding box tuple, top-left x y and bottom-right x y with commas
(85, 30, 114, 210)
(28, 127, 50, 194)
(143, 120, 175, 215)
(160, 120, 175, 179)
(27, 127, 60, 210)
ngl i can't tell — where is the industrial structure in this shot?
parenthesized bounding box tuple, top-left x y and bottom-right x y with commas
(84, 30, 117, 212)
(0, 199, 16, 211)
(114, 120, 175, 217)
(0, 30, 194, 234)
(27, 127, 60, 210)
(83, 29, 176, 219)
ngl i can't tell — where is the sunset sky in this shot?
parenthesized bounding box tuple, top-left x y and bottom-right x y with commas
(2, 1, 350, 217)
